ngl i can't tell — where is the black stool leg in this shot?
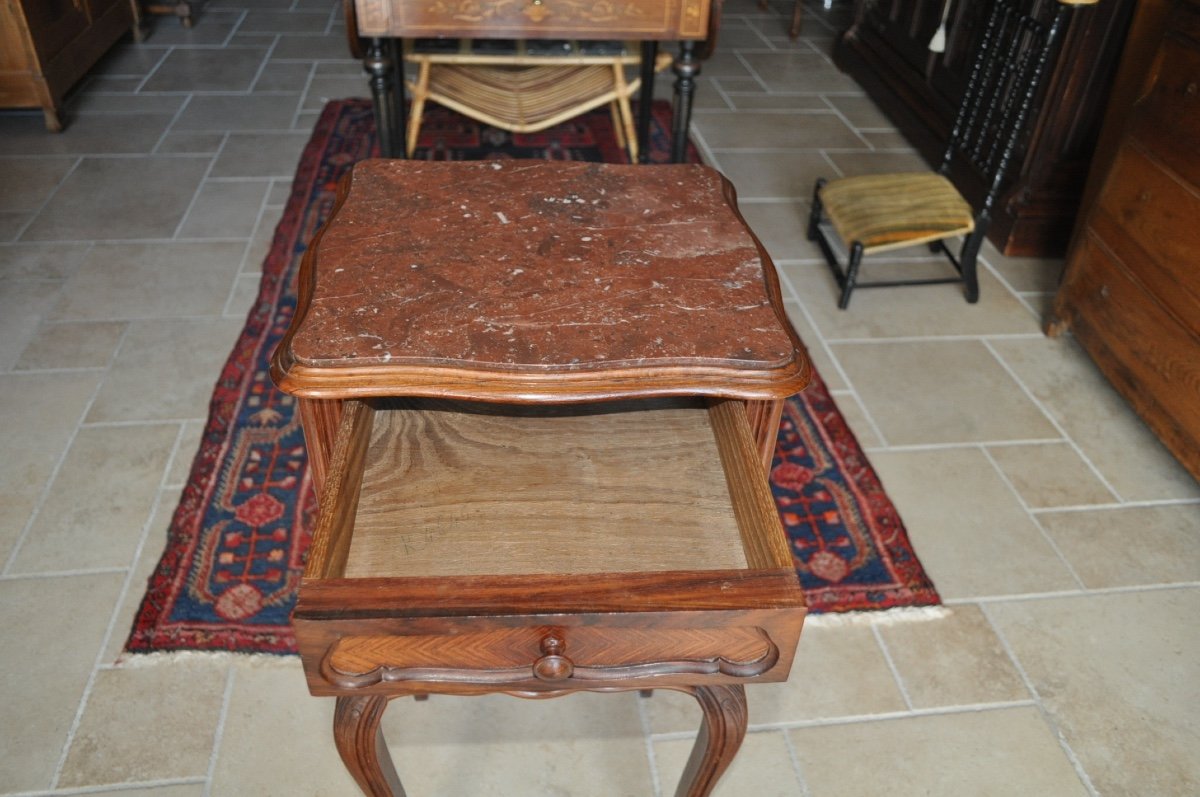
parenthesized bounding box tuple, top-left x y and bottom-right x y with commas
(959, 216, 990, 304)
(840, 242, 864, 310)
(807, 178, 826, 241)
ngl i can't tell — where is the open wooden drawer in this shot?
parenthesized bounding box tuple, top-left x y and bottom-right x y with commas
(295, 396, 806, 697)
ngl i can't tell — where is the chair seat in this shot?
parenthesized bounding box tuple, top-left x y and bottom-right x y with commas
(819, 172, 975, 254)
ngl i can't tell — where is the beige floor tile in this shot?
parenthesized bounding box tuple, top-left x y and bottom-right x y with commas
(164, 422, 205, 487)
(1037, 504, 1200, 588)
(92, 782, 205, 797)
(859, 130, 914, 149)
(789, 262, 1040, 338)
(987, 442, 1117, 508)
(991, 337, 1200, 501)
(225, 273, 262, 318)
(68, 91, 187, 116)
(59, 659, 229, 788)
(654, 730, 804, 796)
(53, 242, 245, 321)
(0, 573, 125, 791)
(178, 181, 271, 239)
(103, 494, 177, 663)
(832, 341, 1058, 445)
(712, 150, 830, 199)
(15, 320, 127, 370)
(823, 94, 894, 129)
(210, 131, 312, 178)
(725, 93, 832, 111)
(877, 605, 1028, 707)
(988, 589, 1200, 796)
(981, 245, 1065, 294)
(824, 149, 929, 176)
(0, 156, 78, 213)
(253, 61, 315, 93)
(381, 691, 653, 797)
(789, 707, 1089, 796)
(781, 299, 845, 391)
(209, 661, 362, 796)
(0, 241, 92, 280)
(0, 211, 32, 241)
(0, 114, 175, 157)
(240, 215, 278, 274)
(0, 371, 100, 563)
(694, 110, 864, 150)
(0, 280, 61, 370)
(175, 94, 303, 132)
(20, 156, 212, 241)
(206, 657, 372, 797)
(303, 75, 370, 111)
(156, 131, 227, 155)
(91, 785, 206, 797)
(9, 424, 177, 574)
(141, 47, 271, 92)
(269, 32, 355, 60)
(737, 201, 825, 263)
(87, 317, 241, 423)
(739, 51, 862, 93)
(868, 448, 1079, 598)
(826, 390, 885, 448)
(644, 625, 905, 733)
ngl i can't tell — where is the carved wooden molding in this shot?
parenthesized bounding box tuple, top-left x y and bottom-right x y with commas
(319, 626, 780, 689)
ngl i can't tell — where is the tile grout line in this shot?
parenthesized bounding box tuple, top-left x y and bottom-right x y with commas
(1, 345, 115, 577)
(47, 406, 188, 788)
(978, 444, 1090, 591)
(11, 156, 85, 243)
(869, 624, 915, 712)
(980, 338, 1126, 504)
(5, 776, 208, 797)
(169, 131, 233, 241)
(978, 604, 1101, 797)
(780, 726, 815, 797)
(201, 666, 238, 797)
(648, 699, 1041, 738)
(635, 693, 664, 797)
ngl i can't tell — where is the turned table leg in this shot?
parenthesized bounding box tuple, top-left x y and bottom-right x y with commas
(674, 684, 748, 797)
(334, 695, 407, 797)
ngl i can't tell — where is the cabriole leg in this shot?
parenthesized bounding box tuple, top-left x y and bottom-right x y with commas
(333, 695, 407, 797)
(673, 685, 748, 797)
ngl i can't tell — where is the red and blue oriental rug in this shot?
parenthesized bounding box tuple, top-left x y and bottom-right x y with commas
(124, 99, 939, 656)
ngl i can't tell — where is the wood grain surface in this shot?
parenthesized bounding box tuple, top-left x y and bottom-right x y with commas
(343, 397, 749, 578)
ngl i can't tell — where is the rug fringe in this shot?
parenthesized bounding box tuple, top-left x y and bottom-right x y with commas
(115, 650, 297, 668)
(805, 605, 952, 628)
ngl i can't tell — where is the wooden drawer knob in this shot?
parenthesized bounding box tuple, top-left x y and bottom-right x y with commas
(533, 635, 574, 682)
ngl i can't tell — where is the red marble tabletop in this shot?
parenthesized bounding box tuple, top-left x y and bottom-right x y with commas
(272, 160, 808, 401)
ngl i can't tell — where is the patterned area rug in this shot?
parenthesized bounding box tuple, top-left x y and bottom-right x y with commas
(125, 99, 939, 656)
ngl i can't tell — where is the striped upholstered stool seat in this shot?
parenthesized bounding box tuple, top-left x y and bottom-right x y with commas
(818, 172, 975, 254)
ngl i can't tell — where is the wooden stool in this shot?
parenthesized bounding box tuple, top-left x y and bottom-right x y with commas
(271, 160, 811, 796)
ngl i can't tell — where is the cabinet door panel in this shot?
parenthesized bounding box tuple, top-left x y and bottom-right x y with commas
(18, 0, 89, 62)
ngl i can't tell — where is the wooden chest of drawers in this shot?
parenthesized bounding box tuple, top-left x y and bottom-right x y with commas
(1050, 0, 1200, 482)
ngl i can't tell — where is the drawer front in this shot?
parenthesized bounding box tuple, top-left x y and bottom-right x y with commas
(1056, 233, 1200, 465)
(356, 0, 711, 39)
(1091, 143, 1200, 333)
(1132, 32, 1200, 187)
(297, 602, 805, 695)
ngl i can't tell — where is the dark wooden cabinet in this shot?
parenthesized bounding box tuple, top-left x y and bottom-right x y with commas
(835, 0, 1135, 256)
(1049, 0, 1200, 483)
(0, 0, 135, 131)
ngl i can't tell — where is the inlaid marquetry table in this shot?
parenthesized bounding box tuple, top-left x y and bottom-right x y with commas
(271, 159, 811, 797)
(348, 0, 714, 162)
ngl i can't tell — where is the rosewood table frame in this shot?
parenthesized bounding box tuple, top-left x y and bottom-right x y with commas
(271, 160, 810, 797)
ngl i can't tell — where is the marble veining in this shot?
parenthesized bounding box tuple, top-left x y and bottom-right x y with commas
(289, 160, 798, 372)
